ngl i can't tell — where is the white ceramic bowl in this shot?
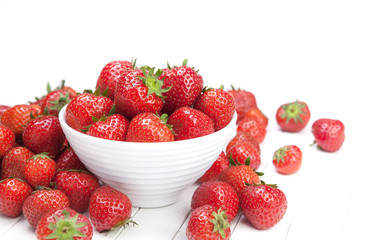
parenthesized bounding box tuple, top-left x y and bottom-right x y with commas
(59, 106, 237, 208)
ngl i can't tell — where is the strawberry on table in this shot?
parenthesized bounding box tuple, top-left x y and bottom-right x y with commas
(228, 86, 257, 122)
(236, 118, 266, 144)
(24, 153, 57, 189)
(226, 131, 261, 155)
(0, 105, 10, 123)
(226, 141, 261, 171)
(243, 107, 268, 128)
(0, 125, 15, 159)
(273, 145, 302, 174)
(1, 146, 34, 180)
(55, 147, 87, 172)
(312, 118, 345, 152)
(41, 87, 77, 116)
(86, 113, 129, 141)
(276, 100, 311, 132)
(198, 152, 229, 183)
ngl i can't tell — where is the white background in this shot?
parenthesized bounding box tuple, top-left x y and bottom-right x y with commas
(1, 0, 365, 239)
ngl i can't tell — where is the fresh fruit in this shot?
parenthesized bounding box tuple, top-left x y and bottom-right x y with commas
(36, 207, 93, 240)
(312, 118, 345, 152)
(226, 131, 261, 155)
(22, 115, 66, 159)
(86, 113, 129, 141)
(228, 86, 257, 122)
(0, 105, 10, 123)
(240, 183, 287, 230)
(226, 141, 261, 171)
(23, 189, 70, 228)
(1, 146, 34, 180)
(88, 185, 134, 232)
(167, 107, 214, 140)
(236, 118, 266, 144)
(273, 145, 302, 174)
(0, 178, 33, 217)
(191, 181, 239, 222)
(193, 86, 235, 131)
(243, 108, 268, 128)
(126, 112, 174, 142)
(160, 59, 203, 114)
(186, 205, 230, 240)
(276, 100, 311, 132)
(114, 67, 170, 120)
(24, 153, 57, 188)
(198, 152, 229, 183)
(53, 170, 100, 213)
(65, 91, 114, 132)
(41, 87, 77, 116)
(55, 147, 87, 172)
(0, 125, 15, 158)
(96, 60, 134, 100)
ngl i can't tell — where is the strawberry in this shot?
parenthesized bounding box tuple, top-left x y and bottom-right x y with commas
(228, 86, 257, 122)
(276, 100, 311, 132)
(198, 152, 229, 183)
(226, 141, 261, 171)
(56, 147, 87, 172)
(126, 112, 174, 142)
(312, 118, 345, 152)
(273, 145, 302, 174)
(243, 107, 268, 128)
(191, 181, 239, 222)
(167, 107, 214, 141)
(114, 67, 170, 120)
(226, 131, 261, 155)
(88, 185, 134, 232)
(193, 86, 236, 131)
(96, 60, 134, 100)
(36, 207, 93, 240)
(23, 189, 70, 228)
(1, 146, 34, 180)
(0, 105, 10, 123)
(86, 113, 129, 141)
(0, 125, 15, 159)
(0, 178, 33, 217)
(240, 183, 287, 230)
(160, 59, 203, 114)
(22, 115, 66, 159)
(237, 118, 266, 144)
(53, 170, 100, 213)
(65, 91, 114, 132)
(41, 87, 77, 116)
(186, 205, 230, 240)
(24, 153, 57, 188)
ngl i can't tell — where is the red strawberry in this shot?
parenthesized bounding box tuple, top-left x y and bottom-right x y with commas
(56, 147, 87, 172)
(186, 205, 230, 240)
(86, 113, 129, 141)
(167, 107, 214, 140)
(191, 181, 239, 222)
(160, 59, 203, 114)
(36, 207, 93, 240)
(312, 118, 345, 152)
(240, 183, 287, 230)
(53, 170, 100, 213)
(41, 87, 77, 116)
(276, 100, 311, 132)
(24, 153, 57, 188)
(114, 67, 170, 120)
(198, 152, 229, 183)
(226, 141, 261, 171)
(243, 108, 268, 128)
(237, 118, 266, 144)
(23, 189, 70, 228)
(228, 86, 257, 122)
(1, 146, 34, 180)
(193, 86, 236, 131)
(88, 185, 134, 232)
(273, 145, 302, 174)
(22, 115, 66, 159)
(126, 112, 174, 142)
(226, 131, 261, 155)
(0, 105, 10, 122)
(0, 178, 33, 217)
(96, 60, 134, 100)
(0, 125, 15, 159)
(65, 91, 114, 132)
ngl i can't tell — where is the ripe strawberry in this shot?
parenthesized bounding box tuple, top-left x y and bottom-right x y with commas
(186, 205, 230, 240)
(22, 115, 66, 159)
(237, 118, 266, 144)
(126, 112, 174, 142)
(193, 86, 236, 131)
(0, 105, 10, 122)
(226, 141, 261, 171)
(273, 145, 302, 174)
(276, 100, 311, 132)
(0, 178, 33, 217)
(86, 113, 129, 141)
(53, 170, 100, 213)
(41, 87, 77, 116)
(0, 125, 15, 158)
(89, 185, 134, 232)
(191, 181, 239, 222)
(1, 146, 34, 180)
(240, 183, 287, 230)
(312, 118, 345, 152)
(198, 152, 229, 183)
(114, 67, 170, 120)
(226, 131, 261, 155)
(24, 153, 57, 188)
(36, 207, 93, 240)
(167, 107, 214, 141)
(96, 60, 134, 100)
(228, 86, 257, 122)
(243, 108, 268, 128)
(160, 59, 203, 114)
(56, 147, 87, 172)
(65, 91, 114, 132)
(23, 189, 70, 228)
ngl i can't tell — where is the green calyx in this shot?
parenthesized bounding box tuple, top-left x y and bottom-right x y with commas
(30, 152, 52, 161)
(138, 67, 171, 98)
(83, 87, 109, 97)
(45, 210, 88, 239)
(273, 146, 290, 165)
(48, 91, 72, 114)
(210, 208, 230, 239)
(280, 100, 307, 124)
(110, 217, 138, 231)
